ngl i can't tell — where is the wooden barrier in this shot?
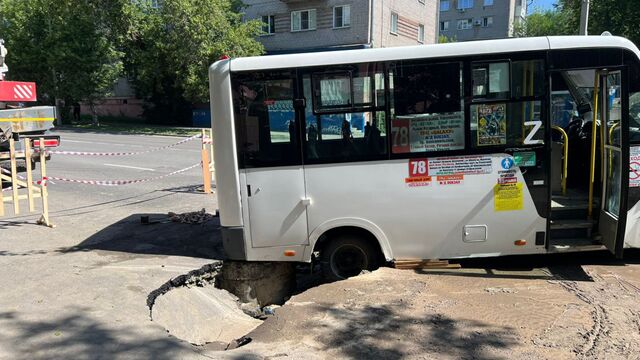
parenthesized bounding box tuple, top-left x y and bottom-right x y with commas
(0, 137, 53, 227)
(201, 129, 214, 194)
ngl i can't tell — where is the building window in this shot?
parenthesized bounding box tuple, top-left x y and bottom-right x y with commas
(291, 9, 317, 32)
(418, 24, 425, 43)
(390, 12, 398, 34)
(484, 0, 494, 5)
(149, 0, 161, 9)
(440, 21, 450, 31)
(333, 5, 351, 28)
(482, 16, 493, 27)
(457, 0, 474, 10)
(457, 18, 473, 30)
(440, 0, 450, 11)
(261, 15, 275, 34)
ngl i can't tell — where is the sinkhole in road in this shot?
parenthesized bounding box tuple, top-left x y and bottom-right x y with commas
(147, 260, 304, 350)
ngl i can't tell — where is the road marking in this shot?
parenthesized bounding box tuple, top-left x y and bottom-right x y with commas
(64, 139, 144, 148)
(103, 163, 155, 171)
(168, 148, 201, 153)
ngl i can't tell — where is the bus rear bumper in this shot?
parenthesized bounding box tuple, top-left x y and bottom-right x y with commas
(221, 226, 247, 260)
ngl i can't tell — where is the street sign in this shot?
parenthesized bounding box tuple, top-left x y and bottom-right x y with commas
(0, 81, 37, 102)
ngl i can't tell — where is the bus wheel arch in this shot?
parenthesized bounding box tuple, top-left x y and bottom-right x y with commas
(309, 221, 392, 281)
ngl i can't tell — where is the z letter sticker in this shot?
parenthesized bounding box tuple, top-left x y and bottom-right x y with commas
(523, 120, 543, 145)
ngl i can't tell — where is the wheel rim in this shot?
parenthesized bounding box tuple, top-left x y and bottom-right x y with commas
(330, 244, 368, 279)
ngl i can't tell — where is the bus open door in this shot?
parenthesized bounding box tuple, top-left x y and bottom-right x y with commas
(598, 69, 629, 258)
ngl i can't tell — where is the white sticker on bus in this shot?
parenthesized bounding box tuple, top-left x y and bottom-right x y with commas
(408, 155, 493, 177)
(523, 120, 543, 145)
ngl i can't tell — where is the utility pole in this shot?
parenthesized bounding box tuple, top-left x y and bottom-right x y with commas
(579, 0, 590, 35)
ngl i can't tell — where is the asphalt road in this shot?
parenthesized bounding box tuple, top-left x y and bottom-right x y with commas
(4, 129, 215, 224)
(0, 129, 227, 359)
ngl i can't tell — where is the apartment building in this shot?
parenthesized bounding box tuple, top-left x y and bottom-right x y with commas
(438, 0, 527, 42)
(243, 0, 438, 53)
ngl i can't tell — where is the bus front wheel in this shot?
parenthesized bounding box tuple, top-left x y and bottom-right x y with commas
(320, 236, 378, 281)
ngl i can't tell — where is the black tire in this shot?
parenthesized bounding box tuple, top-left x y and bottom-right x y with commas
(320, 236, 379, 282)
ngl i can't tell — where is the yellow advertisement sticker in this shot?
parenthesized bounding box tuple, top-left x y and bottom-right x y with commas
(494, 182, 523, 211)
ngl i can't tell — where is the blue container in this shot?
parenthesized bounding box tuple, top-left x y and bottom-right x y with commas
(192, 108, 211, 128)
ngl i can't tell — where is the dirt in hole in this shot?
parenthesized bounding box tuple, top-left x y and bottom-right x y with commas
(146, 260, 309, 350)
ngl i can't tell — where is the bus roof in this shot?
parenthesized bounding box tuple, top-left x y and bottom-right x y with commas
(227, 36, 640, 72)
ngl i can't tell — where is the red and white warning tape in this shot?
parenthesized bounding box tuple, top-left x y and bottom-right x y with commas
(47, 163, 200, 186)
(1, 167, 53, 186)
(40, 134, 202, 156)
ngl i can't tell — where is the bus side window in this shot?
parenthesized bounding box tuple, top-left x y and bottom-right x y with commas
(472, 61, 510, 100)
(470, 101, 543, 147)
(512, 60, 545, 98)
(470, 59, 545, 148)
(390, 61, 465, 154)
(303, 64, 388, 163)
(232, 72, 301, 168)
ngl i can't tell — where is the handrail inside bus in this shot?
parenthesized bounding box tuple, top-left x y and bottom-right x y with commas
(588, 73, 600, 219)
(608, 121, 621, 178)
(552, 126, 569, 196)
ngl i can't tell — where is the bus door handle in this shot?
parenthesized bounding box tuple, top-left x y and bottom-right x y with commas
(301, 198, 312, 206)
(247, 185, 261, 197)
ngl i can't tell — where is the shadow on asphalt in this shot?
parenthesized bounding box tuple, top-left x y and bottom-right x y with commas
(56, 213, 224, 259)
(0, 190, 177, 225)
(420, 249, 640, 282)
(246, 302, 518, 360)
(0, 309, 192, 359)
(316, 305, 517, 360)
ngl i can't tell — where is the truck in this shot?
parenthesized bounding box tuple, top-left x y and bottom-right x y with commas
(0, 39, 59, 171)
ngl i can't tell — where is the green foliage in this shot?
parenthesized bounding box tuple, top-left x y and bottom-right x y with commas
(514, 5, 576, 37)
(519, 0, 640, 48)
(438, 35, 457, 43)
(127, 0, 264, 124)
(0, 0, 263, 125)
(564, 0, 640, 46)
(0, 0, 127, 120)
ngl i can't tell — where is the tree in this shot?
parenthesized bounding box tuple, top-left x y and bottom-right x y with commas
(514, 5, 576, 37)
(0, 0, 129, 124)
(438, 35, 457, 43)
(562, 0, 640, 46)
(127, 0, 264, 124)
(518, 0, 640, 47)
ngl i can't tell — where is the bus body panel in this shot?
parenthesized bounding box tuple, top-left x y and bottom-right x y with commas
(625, 200, 640, 248)
(243, 166, 309, 249)
(229, 38, 550, 72)
(209, 60, 243, 228)
(303, 155, 546, 262)
(548, 36, 640, 60)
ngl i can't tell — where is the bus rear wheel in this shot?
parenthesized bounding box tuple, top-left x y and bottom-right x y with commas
(320, 236, 378, 282)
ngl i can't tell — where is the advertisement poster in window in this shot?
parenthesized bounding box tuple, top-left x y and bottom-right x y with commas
(408, 113, 465, 152)
(477, 104, 506, 146)
(393, 113, 464, 153)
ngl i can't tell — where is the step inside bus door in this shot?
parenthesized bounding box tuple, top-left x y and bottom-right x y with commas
(599, 69, 629, 258)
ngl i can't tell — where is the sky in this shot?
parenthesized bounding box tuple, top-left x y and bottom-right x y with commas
(528, 0, 557, 13)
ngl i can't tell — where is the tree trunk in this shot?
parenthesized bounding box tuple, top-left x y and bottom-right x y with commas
(54, 98, 63, 126)
(90, 103, 99, 126)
